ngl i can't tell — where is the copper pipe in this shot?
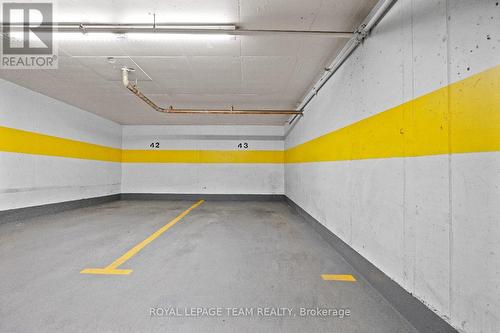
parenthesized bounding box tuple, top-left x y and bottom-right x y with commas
(155, 109, 301, 115)
(122, 68, 302, 116)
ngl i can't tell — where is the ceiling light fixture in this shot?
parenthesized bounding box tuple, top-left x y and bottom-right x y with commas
(55, 32, 117, 41)
(122, 32, 233, 41)
(50, 23, 237, 41)
(155, 24, 236, 31)
(4, 23, 236, 31)
(53, 23, 237, 33)
(54, 31, 233, 42)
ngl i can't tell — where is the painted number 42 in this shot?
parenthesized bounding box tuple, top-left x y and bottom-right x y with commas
(150, 142, 160, 149)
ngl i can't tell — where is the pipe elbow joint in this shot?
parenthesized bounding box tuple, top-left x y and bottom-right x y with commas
(121, 67, 130, 87)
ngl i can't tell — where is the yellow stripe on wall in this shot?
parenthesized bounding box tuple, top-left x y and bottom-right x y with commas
(0, 126, 122, 162)
(0, 126, 282, 164)
(285, 65, 500, 163)
(0, 65, 498, 164)
(122, 149, 283, 164)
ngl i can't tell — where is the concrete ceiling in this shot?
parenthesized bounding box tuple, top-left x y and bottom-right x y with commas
(0, 0, 378, 125)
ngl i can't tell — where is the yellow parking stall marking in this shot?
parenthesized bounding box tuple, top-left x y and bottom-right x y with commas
(80, 199, 204, 276)
(321, 274, 357, 282)
(80, 268, 133, 275)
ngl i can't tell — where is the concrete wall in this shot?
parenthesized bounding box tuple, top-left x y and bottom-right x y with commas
(0, 78, 284, 209)
(285, 1, 499, 332)
(0, 79, 122, 210)
(121, 125, 284, 194)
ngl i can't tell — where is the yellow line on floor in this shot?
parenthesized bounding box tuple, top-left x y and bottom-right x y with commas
(321, 274, 357, 282)
(80, 199, 204, 275)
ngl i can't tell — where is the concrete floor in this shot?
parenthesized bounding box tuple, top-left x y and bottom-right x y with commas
(0, 200, 417, 333)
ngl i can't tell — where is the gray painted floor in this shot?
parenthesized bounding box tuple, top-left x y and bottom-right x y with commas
(0, 200, 417, 333)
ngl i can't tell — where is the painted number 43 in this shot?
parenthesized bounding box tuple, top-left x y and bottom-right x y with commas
(237, 142, 249, 149)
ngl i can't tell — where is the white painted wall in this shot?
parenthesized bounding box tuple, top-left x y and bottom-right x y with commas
(0, 79, 122, 210)
(285, 1, 500, 332)
(0, 78, 284, 211)
(121, 125, 284, 194)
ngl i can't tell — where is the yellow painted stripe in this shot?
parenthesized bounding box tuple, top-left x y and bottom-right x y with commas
(0, 126, 122, 162)
(321, 274, 357, 282)
(80, 268, 133, 275)
(80, 199, 204, 275)
(122, 149, 283, 164)
(0, 126, 282, 164)
(285, 65, 500, 163)
(1, 66, 498, 165)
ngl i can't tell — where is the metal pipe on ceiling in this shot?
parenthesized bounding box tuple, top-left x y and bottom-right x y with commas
(121, 68, 302, 116)
(1, 23, 354, 38)
(293, 0, 399, 117)
(231, 29, 353, 38)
